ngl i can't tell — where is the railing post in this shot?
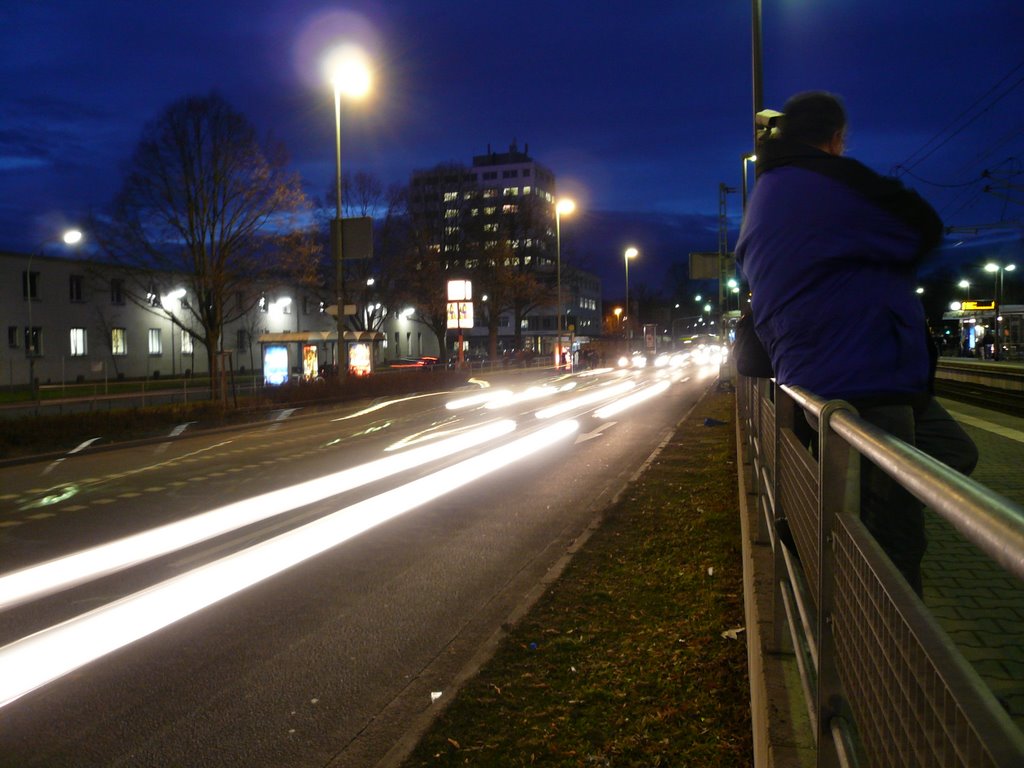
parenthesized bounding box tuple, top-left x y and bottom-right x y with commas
(816, 400, 859, 768)
(771, 384, 793, 652)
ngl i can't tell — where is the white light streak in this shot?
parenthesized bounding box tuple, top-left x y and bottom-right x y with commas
(593, 381, 670, 418)
(446, 390, 512, 410)
(0, 421, 516, 611)
(483, 385, 558, 410)
(0, 419, 578, 709)
(534, 380, 635, 419)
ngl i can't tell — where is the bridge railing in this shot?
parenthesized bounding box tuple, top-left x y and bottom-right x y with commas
(737, 374, 1024, 767)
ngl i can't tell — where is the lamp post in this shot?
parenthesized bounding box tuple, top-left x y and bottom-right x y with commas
(624, 247, 638, 344)
(326, 45, 371, 380)
(554, 198, 575, 368)
(985, 262, 1017, 360)
(26, 229, 83, 394)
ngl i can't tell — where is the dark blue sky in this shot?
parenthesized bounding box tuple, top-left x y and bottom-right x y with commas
(2, 1, 1022, 291)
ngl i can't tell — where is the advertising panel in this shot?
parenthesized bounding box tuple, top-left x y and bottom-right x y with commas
(263, 345, 289, 386)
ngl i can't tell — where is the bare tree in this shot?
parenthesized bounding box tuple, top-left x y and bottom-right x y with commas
(96, 92, 313, 399)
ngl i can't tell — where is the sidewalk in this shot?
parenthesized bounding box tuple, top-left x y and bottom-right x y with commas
(924, 398, 1024, 730)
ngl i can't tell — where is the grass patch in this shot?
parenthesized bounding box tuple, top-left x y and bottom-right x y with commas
(403, 389, 750, 767)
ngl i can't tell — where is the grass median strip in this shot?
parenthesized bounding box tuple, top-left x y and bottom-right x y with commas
(404, 388, 751, 766)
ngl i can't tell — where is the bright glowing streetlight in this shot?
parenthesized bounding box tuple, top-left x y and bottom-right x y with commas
(624, 247, 638, 343)
(26, 228, 83, 393)
(325, 45, 372, 380)
(555, 198, 575, 368)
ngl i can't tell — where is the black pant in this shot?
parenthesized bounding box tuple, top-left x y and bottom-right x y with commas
(857, 398, 977, 595)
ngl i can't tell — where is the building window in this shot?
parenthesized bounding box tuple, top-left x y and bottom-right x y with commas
(482, 171, 497, 180)
(69, 275, 84, 302)
(302, 296, 312, 315)
(503, 187, 518, 196)
(443, 191, 458, 202)
(502, 204, 518, 214)
(25, 327, 43, 356)
(22, 271, 39, 300)
(181, 330, 194, 355)
(70, 328, 87, 357)
(259, 295, 268, 312)
(522, 168, 531, 177)
(8, 326, 19, 348)
(111, 328, 127, 356)
(148, 328, 162, 355)
(237, 329, 248, 350)
(110, 279, 125, 305)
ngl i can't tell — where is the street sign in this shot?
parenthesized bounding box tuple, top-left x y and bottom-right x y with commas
(330, 216, 374, 260)
(961, 300, 996, 311)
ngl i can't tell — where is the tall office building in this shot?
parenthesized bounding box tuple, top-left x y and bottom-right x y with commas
(408, 142, 600, 356)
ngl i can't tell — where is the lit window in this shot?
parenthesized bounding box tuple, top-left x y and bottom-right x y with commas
(443, 191, 458, 202)
(148, 328, 162, 355)
(502, 204, 518, 214)
(181, 331, 193, 354)
(26, 327, 42, 356)
(70, 328, 87, 356)
(523, 186, 531, 195)
(445, 209, 459, 219)
(111, 328, 127, 356)
(503, 187, 518, 196)
(483, 189, 497, 198)
(484, 207, 496, 215)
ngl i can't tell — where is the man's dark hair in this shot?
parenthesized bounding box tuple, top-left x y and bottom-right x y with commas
(780, 91, 846, 147)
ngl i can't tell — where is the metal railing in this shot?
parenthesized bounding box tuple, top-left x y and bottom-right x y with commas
(737, 375, 1024, 767)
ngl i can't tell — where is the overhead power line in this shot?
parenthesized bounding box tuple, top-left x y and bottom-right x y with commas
(893, 58, 1024, 177)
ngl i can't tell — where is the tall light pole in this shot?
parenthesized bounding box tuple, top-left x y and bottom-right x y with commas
(554, 198, 575, 368)
(985, 262, 1016, 360)
(624, 247, 638, 344)
(326, 45, 371, 380)
(26, 228, 83, 394)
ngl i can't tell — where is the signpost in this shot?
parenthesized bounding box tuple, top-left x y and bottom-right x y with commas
(447, 279, 473, 367)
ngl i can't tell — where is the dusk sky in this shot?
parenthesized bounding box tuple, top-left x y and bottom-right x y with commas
(3, 1, 1022, 292)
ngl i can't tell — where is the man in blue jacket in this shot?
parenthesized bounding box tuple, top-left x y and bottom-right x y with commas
(736, 91, 977, 596)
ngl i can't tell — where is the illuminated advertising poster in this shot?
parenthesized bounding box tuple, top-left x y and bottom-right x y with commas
(263, 345, 289, 385)
(302, 345, 318, 379)
(348, 342, 371, 376)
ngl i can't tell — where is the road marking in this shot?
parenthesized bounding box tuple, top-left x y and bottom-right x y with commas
(26, 513, 55, 520)
(948, 411, 1024, 445)
(0, 521, 21, 528)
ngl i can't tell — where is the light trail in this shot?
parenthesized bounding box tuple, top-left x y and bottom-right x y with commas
(593, 381, 671, 418)
(445, 390, 513, 410)
(0, 420, 517, 611)
(0, 419, 579, 709)
(534, 380, 635, 419)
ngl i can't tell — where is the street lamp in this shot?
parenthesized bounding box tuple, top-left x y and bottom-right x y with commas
(26, 229, 83, 393)
(985, 262, 1016, 360)
(613, 306, 623, 334)
(555, 198, 575, 368)
(326, 45, 372, 380)
(624, 247, 638, 343)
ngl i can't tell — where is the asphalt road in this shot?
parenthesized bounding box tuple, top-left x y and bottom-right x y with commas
(0, 357, 719, 767)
